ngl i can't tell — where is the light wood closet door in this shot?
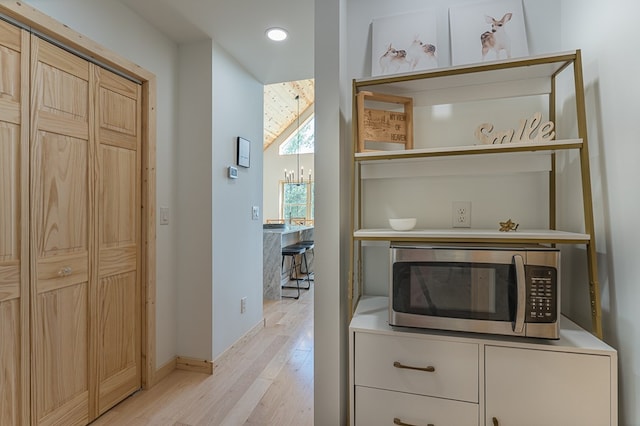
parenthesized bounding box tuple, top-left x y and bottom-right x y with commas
(93, 66, 141, 416)
(0, 20, 29, 426)
(30, 37, 92, 426)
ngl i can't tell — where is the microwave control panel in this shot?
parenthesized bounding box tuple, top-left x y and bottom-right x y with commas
(525, 266, 557, 323)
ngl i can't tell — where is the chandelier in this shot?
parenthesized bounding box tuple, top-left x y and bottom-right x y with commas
(284, 94, 311, 184)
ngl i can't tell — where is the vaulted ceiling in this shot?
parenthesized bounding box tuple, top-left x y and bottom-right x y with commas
(263, 79, 314, 151)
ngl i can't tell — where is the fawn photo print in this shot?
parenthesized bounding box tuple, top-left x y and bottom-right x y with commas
(371, 9, 439, 76)
(449, 0, 529, 66)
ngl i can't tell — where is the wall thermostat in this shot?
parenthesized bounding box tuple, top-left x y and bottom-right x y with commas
(228, 166, 238, 179)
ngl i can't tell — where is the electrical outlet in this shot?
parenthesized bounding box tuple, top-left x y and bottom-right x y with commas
(452, 201, 471, 228)
(240, 297, 247, 313)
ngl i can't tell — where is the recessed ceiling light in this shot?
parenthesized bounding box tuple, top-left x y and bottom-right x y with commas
(266, 27, 288, 42)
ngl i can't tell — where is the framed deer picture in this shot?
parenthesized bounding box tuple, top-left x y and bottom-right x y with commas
(371, 9, 440, 77)
(449, 0, 529, 66)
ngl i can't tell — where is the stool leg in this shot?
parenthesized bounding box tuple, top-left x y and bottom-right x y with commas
(281, 254, 301, 299)
(300, 251, 311, 289)
(300, 248, 314, 281)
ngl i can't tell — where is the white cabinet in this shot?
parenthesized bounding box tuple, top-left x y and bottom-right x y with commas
(349, 297, 617, 426)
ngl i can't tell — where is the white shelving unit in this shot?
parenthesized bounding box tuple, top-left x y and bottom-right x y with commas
(348, 50, 603, 337)
(347, 49, 614, 426)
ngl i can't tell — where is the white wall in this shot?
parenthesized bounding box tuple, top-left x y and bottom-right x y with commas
(315, 0, 350, 424)
(212, 42, 264, 359)
(559, 1, 640, 424)
(176, 40, 213, 360)
(27, 0, 180, 368)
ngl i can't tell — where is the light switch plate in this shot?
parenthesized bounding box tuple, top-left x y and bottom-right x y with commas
(160, 207, 169, 225)
(252, 206, 259, 220)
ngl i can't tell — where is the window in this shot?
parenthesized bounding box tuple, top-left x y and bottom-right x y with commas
(281, 181, 314, 223)
(279, 113, 314, 223)
(279, 116, 314, 155)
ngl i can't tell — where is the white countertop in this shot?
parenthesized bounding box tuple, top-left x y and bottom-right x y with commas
(263, 225, 314, 234)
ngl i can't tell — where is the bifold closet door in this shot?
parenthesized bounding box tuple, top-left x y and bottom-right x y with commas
(30, 36, 93, 425)
(93, 66, 142, 416)
(0, 20, 29, 426)
(30, 37, 142, 424)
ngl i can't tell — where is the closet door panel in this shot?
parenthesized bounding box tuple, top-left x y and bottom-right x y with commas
(34, 285, 88, 426)
(96, 271, 137, 412)
(0, 123, 20, 275)
(0, 299, 20, 425)
(31, 37, 91, 426)
(0, 35, 22, 125)
(32, 132, 88, 257)
(94, 67, 141, 415)
(0, 20, 28, 426)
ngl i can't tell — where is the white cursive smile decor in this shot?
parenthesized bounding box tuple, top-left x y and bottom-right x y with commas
(475, 112, 555, 145)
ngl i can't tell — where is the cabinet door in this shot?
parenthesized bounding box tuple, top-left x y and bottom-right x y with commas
(31, 37, 91, 426)
(93, 66, 142, 416)
(485, 345, 611, 426)
(0, 20, 28, 426)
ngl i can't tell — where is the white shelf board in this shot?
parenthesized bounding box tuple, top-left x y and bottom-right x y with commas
(355, 139, 582, 162)
(353, 228, 590, 243)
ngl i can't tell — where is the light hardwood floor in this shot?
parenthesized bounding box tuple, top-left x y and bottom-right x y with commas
(91, 285, 314, 425)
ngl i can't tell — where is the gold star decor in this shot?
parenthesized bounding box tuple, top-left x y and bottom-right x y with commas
(499, 219, 519, 232)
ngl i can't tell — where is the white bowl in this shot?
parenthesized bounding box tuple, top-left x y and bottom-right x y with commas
(388, 218, 416, 231)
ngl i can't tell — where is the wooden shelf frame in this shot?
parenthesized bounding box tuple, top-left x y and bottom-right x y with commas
(348, 50, 603, 338)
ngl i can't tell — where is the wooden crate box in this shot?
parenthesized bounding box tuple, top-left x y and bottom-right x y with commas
(356, 91, 413, 153)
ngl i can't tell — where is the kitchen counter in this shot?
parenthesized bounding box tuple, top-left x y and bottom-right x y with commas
(262, 224, 314, 234)
(263, 225, 314, 299)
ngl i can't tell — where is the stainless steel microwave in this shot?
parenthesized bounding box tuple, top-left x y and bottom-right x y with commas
(389, 244, 560, 339)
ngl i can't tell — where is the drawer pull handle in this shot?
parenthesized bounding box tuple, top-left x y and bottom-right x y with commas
(57, 266, 73, 277)
(492, 417, 499, 426)
(393, 361, 435, 373)
(393, 417, 434, 426)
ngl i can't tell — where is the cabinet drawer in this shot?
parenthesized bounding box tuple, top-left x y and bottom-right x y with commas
(354, 332, 478, 402)
(355, 386, 478, 426)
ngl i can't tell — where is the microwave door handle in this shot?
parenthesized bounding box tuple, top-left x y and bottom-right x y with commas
(513, 254, 526, 334)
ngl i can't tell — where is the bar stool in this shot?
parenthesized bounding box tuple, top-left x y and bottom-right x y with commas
(298, 240, 314, 280)
(281, 244, 311, 299)
(289, 242, 313, 286)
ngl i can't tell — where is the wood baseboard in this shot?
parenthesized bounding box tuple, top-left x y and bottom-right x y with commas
(152, 357, 177, 386)
(160, 319, 265, 378)
(176, 356, 214, 375)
